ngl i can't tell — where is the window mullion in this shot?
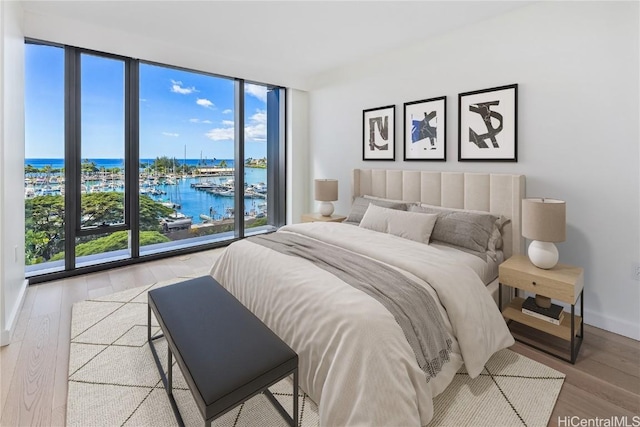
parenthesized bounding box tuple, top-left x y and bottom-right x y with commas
(127, 59, 140, 258)
(64, 46, 81, 271)
(234, 79, 245, 239)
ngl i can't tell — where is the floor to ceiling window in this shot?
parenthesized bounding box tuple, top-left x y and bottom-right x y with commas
(75, 52, 129, 268)
(24, 42, 65, 275)
(24, 40, 285, 282)
(138, 63, 238, 255)
(243, 83, 285, 236)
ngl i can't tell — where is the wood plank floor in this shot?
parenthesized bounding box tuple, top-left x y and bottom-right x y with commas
(1, 248, 639, 426)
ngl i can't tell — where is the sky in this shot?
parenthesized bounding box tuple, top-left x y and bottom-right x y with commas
(24, 43, 269, 160)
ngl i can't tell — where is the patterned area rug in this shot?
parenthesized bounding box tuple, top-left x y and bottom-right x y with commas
(67, 279, 565, 427)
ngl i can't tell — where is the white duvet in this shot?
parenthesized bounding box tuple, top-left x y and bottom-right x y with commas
(209, 222, 514, 426)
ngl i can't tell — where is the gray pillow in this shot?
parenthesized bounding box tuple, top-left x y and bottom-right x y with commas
(345, 197, 408, 225)
(409, 205, 498, 253)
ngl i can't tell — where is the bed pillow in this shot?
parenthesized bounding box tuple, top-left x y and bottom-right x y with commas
(364, 194, 419, 207)
(360, 204, 438, 244)
(488, 215, 510, 252)
(409, 204, 499, 253)
(345, 196, 408, 225)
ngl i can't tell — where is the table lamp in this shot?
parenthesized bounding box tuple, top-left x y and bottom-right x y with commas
(522, 198, 566, 308)
(315, 179, 338, 217)
(522, 198, 566, 270)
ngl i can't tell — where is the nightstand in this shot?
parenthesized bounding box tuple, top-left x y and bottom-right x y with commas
(301, 213, 347, 223)
(498, 254, 584, 363)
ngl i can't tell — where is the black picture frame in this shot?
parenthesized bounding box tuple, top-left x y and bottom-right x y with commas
(403, 96, 446, 161)
(458, 84, 518, 162)
(363, 105, 395, 161)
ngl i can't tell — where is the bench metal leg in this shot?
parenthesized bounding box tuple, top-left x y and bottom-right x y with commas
(148, 306, 184, 427)
(263, 370, 298, 427)
(168, 345, 173, 395)
(293, 369, 298, 427)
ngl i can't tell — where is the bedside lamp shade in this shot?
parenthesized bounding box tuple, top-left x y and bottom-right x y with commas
(315, 179, 338, 217)
(522, 198, 566, 269)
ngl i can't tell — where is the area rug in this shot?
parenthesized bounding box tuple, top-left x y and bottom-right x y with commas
(67, 279, 565, 427)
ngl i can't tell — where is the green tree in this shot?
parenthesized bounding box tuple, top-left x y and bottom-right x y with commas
(26, 193, 174, 263)
(81, 192, 126, 227)
(139, 195, 174, 231)
(81, 159, 98, 173)
(219, 160, 227, 168)
(151, 156, 173, 174)
(81, 193, 173, 229)
(25, 195, 65, 263)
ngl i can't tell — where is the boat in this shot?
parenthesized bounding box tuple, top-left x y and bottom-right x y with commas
(199, 213, 213, 223)
(161, 212, 192, 231)
(160, 201, 181, 209)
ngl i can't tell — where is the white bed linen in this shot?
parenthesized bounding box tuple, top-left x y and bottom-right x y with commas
(430, 243, 503, 285)
(209, 222, 513, 426)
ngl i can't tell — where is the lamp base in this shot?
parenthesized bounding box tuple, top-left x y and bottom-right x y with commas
(528, 240, 559, 269)
(535, 294, 552, 309)
(319, 201, 334, 217)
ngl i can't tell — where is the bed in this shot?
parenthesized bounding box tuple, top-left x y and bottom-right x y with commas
(210, 169, 525, 426)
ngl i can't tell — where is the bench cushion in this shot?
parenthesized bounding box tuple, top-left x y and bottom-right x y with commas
(148, 276, 298, 420)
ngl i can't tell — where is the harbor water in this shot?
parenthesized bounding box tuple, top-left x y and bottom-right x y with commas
(24, 158, 267, 223)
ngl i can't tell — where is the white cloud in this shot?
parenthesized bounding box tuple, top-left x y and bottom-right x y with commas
(189, 118, 213, 124)
(245, 84, 267, 103)
(222, 109, 233, 114)
(249, 110, 266, 125)
(171, 80, 197, 95)
(204, 109, 267, 142)
(162, 132, 179, 137)
(205, 127, 234, 141)
(197, 98, 214, 109)
(245, 111, 266, 142)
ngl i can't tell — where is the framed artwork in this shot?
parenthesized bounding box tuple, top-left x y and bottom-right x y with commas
(403, 96, 446, 161)
(363, 105, 395, 161)
(458, 83, 518, 162)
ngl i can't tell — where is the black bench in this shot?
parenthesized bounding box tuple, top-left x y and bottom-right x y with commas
(147, 276, 298, 427)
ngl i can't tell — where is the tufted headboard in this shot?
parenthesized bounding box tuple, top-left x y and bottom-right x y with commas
(352, 169, 526, 259)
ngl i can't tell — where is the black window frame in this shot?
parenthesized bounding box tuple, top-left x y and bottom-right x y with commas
(25, 39, 287, 284)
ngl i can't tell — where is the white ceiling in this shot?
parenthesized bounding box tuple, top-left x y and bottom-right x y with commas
(20, 1, 533, 88)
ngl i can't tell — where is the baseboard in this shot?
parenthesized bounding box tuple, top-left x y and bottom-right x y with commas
(0, 279, 28, 346)
(584, 308, 640, 341)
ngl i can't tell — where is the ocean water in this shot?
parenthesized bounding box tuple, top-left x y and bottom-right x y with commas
(25, 158, 267, 222)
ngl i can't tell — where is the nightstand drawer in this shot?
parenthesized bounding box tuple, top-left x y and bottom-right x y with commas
(499, 255, 584, 304)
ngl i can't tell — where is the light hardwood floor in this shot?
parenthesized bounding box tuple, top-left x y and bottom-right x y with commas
(1, 249, 639, 426)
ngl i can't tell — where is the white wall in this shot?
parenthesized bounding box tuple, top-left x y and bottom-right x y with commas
(286, 89, 310, 224)
(0, 0, 28, 345)
(308, 2, 640, 339)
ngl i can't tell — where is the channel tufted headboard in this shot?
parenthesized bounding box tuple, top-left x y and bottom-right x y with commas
(352, 169, 526, 260)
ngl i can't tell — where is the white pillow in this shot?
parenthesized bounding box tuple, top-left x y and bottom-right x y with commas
(359, 204, 438, 244)
(358, 203, 389, 233)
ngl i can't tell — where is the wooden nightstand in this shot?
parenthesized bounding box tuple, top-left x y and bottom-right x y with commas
(498, 254, 584, 363)
(301, 213, 347, 223)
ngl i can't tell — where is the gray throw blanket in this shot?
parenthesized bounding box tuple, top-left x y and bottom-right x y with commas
(250, 232, 452, 380)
